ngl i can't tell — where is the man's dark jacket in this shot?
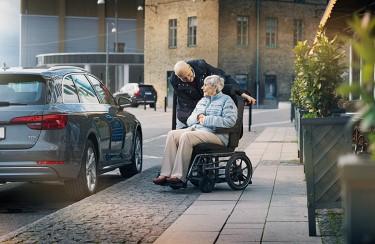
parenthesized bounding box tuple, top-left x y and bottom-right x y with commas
(170, 59, 244, 125)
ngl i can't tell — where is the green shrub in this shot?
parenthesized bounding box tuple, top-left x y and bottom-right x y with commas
(291, 27, 346, 117)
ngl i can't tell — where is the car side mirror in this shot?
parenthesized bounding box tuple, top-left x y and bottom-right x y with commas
(117, 96, 132, 110)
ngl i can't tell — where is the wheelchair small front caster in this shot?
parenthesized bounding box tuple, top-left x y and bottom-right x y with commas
(199, 175, 215, 193)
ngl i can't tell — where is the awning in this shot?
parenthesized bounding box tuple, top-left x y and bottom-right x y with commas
(319, 0, 375, 37)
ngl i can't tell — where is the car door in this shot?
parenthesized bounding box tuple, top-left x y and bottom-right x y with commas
(86, 75, 134, 161)
(70, 74, 117, 167)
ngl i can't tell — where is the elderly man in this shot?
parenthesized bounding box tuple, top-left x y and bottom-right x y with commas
(170, 59, 256, 128)
(153, 75, 237, 186)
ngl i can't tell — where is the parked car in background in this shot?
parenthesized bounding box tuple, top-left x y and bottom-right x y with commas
(0, 66, 143, 200)
(114, 83, 157, 108)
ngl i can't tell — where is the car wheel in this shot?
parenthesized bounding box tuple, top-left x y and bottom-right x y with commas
(65, 140, 98, 200)
(131, 98, 138, 107)
(149, 103, 155, 108)
(119, 130, 142, 178)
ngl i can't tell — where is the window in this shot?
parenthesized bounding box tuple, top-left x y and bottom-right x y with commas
(237, 16, 249, 47)
(188, 17, 197, 47)
(87, 75, 116, 105)
(266, 18, 278, 48)
(265, 75, 277, 99)
(293, 19, 304, 46)
(63, 76, 80, 103)
(169, 19, 177, 48)
(72, 74, 100, 104)
(235, 74, 248, 91)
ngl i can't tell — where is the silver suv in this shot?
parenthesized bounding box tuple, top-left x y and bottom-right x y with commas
(0, 66, 142, 200)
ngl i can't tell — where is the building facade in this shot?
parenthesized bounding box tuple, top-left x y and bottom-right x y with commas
(144, 0, 327, 107)
(20, 0, 145, 93)
(21, 0, 327, 106)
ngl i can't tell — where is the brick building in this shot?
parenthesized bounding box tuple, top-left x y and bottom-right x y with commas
(21, 0, 327, 107)
(144, 0, 327, 107)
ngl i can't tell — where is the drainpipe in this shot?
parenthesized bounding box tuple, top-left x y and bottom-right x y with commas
(256, 0, 260, 108)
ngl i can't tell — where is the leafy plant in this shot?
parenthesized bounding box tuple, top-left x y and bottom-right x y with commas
(291, 27, 346, 117)
(338, 13, 375, 158)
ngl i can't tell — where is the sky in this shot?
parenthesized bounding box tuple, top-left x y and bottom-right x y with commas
(0, 0, 20, 67)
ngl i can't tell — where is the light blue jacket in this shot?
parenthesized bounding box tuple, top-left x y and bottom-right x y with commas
(186, 92, 238, 146)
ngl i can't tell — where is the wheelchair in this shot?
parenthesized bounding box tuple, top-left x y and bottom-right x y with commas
(170, 84, 253, 193)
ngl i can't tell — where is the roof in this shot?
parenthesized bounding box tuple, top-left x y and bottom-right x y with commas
(0, 66, 87, 76)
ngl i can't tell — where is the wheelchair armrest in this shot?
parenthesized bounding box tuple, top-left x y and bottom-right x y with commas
(214, 126, 239, 133)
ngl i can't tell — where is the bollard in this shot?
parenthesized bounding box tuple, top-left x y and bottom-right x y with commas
(144, 96, 146, 110)
(164, 96, 167, 112)
(248, 102, 252, 132)
(154, 95, 156, 111)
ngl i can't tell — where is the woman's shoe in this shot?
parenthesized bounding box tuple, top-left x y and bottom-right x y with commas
(152, 176, 168, 185)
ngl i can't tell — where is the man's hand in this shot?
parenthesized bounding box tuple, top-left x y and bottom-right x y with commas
(241, 93, 257, 105)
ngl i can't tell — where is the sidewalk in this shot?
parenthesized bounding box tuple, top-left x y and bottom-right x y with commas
(0, 126, 329, 243)
(155, 127, 321, 243)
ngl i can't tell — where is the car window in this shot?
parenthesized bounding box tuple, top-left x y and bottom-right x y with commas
(87, 75, 116, 105)
(72, 74, 100, 104)
(0, 74, 45, 104)
(63, 75, 80, 103)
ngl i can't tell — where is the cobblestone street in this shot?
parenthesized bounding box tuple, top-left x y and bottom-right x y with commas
(0, 167, 201, 243)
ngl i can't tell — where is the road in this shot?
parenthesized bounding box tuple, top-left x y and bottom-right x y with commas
(0, 103, 292, 237)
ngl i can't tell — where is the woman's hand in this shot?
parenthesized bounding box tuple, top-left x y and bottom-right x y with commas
(197, 113, 205, 125)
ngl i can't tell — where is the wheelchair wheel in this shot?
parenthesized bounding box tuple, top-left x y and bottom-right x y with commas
(225, 154, 252, 190)
(199, 175, 215, 193)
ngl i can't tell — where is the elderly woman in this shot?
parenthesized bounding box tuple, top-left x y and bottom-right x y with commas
(153, 75, 238, 186)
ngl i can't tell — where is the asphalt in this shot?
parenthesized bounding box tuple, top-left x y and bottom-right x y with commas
(0, 124, 341, 243)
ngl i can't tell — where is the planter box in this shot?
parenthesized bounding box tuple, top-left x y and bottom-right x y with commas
(295, 107, 309, 164)
(302, 115, 352, 236)
(338, 154, 375, 243)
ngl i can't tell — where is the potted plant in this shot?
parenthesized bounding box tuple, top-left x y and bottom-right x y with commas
(337, 12, 375, 243)
(291, 41, 310, 163)
(291, 27, 352, 236)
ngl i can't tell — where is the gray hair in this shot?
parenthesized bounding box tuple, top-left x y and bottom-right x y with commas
(204, 75, 224, 92)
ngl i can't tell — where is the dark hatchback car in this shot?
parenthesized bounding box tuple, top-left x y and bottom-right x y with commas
(114, 83, 157, 108)
(0, 66, 142, 200)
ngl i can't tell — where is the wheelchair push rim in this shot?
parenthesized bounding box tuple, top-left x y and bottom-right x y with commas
(225, 154, 252, 190)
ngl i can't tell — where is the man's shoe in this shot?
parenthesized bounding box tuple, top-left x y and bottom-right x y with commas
(166, 177, 186, 189)
(153, 177, 168, 185)
(166, 177, 183, 184)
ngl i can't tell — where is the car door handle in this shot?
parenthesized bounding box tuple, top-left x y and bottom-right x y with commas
(93, 117, 100, 122)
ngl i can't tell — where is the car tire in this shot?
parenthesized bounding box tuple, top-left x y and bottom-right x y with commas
(131, 97, 138, 107)
(65, 140, 98, 200)
(149, 103, 155, 108)
(119, 130, 142, 178)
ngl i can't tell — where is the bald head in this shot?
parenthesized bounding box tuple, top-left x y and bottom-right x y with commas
(174, 61, 189, 76)
(174, 61, 194, 82)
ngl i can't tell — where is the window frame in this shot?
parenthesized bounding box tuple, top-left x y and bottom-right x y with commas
(169, 19, 177, 48)
(237, 16, 249, 47)
(187, 16, 197, 47)
(265, 17, 278, 48)
(293, 19, 304, 46)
